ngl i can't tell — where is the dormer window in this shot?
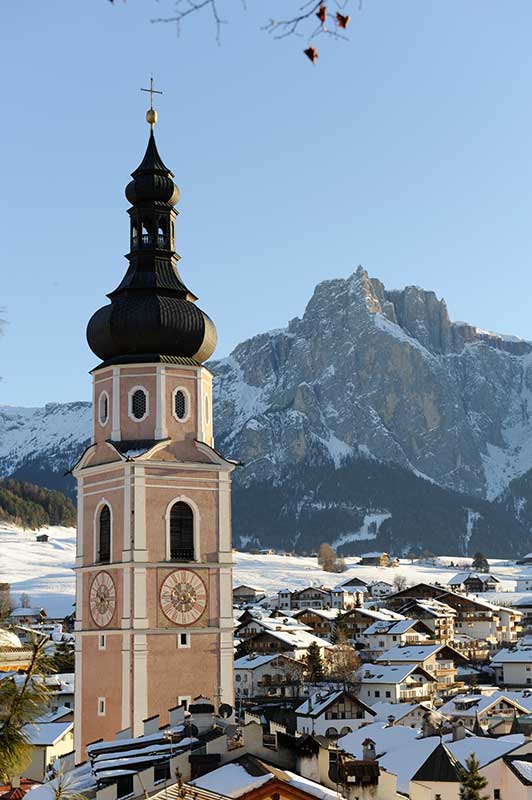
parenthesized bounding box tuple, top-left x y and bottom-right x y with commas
(129, 387, 148, 421)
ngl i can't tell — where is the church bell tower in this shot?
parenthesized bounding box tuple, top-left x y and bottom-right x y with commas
(73, 96, 235, 759)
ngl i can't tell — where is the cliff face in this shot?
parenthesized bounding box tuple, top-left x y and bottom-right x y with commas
(212, 266, 532, 501)
(3, 267, 532, 555)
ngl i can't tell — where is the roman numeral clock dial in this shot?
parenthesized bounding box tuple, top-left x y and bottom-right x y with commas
(159, 569, 207, 626)
(89, 571, 117, 627)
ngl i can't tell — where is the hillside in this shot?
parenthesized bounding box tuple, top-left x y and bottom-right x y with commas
(0, 479, 76, 529)
(0, 523, 528, 619)
(3, 267, 532, 554)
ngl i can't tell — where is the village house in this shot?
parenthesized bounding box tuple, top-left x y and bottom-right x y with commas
(360, 618, 432, 657)
(395, 598, 456, 643)
(235, 615, 311, 641)
(439, 691, 531, 732)
(339, 606, 406, 641)
(370, 700, 448, 730)
(0, 627, 34, 672)
(448, 572, 502, 593)
(295, 689, 376, 737)
(277, 586, 355, 611)
(233, 585, 267, 605)
(358, 663, 437, 704)
(369, 581, 395, 598)
(493, 647, 532, 687)
(241, 628, 333, 660)
(234, 653, 305, 699)
(359, 552, 398, 567)
(517, 576, 532, 592)
(291, 608, 338, 639)
(20, 720, 74, 781)
(7, 607, 46, 626)
(376, 643, 468, 690)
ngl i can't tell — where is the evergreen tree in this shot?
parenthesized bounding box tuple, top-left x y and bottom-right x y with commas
(472, 552, 490, 573)
(52, 640, 75, 673)
(458, 753, 489, 800)
(305, 642, 325, 682)
(331, 611, 348, 644)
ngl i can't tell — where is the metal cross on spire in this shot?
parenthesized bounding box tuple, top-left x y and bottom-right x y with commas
(141, 77, 163, 128)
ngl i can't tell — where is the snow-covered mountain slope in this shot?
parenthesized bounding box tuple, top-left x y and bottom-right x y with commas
(0, 402, 91, 495)
(0, 524, 527, 618)
(3, 267, 532, 554)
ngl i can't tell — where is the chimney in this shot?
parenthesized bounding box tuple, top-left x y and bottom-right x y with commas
(362, 738, 376, 760)
(452, 721, 466, 741)
(387, 715, 395, 727)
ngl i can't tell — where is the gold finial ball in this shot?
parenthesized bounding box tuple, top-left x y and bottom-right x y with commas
(146, 108, 158, 126)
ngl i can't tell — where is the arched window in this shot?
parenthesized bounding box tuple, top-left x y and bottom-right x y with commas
(169, 502, 194, 561)
(174, 389, 186, 420)
(98, 505, 111, 563)
(130, 388, 147, 420)
(99, 392, 109, 425)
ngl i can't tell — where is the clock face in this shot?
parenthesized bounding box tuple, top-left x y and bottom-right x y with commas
(159, 569, 207, 626)
(89, 571, 117, 628)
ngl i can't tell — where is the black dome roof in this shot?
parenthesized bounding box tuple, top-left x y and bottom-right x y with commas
(86, 129, 217, 366)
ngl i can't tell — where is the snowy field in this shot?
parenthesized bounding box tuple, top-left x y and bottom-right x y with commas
(2, 524, 532, 618)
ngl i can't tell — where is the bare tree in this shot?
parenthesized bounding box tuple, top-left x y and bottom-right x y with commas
(110, 0, 359, 61)
(20, 593, 31, 609)
(393, 574, 408, 593)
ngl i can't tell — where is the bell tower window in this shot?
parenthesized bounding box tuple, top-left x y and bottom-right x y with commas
(99, 391, 109, 426)
(98, 505, 111, 563)
(172, 387, 189, 422)
(169, 502, 194, 561)
(129, 387, 148, 421)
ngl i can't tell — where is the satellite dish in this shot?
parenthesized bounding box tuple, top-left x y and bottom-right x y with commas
(219, 703, 233, 719)
(187, 723, 199, 737)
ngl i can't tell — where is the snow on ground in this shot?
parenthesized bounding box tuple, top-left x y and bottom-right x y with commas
(3, 524, 532, 618)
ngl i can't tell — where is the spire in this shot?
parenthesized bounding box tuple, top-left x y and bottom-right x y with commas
(86, 106, 217, 367)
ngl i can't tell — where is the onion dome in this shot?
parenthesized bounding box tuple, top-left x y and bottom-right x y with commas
(86, 124, 217, 366)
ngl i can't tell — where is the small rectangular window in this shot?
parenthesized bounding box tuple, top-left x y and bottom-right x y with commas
(98, 697, 106, 716)
(177, 632, 190, 648)
(375, 690, 380, 697)
(99, 634, 106, 650)
(494, 792, 500, 800)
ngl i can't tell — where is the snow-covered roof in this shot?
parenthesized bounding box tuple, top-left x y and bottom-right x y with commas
(191, 763, 273, 798)
(448, 572, 499, 585)
(234, 654, 295, 670)
(509, 760, 532, 782)
(9, 607, 43, 617)
(360, 663, 434, 684)
(439, 692, 530, 718)
(296, 689, 374, 719)
(346, 607, 405, 622)
(252, 627, 332, 650)
(370, 701, 439, 723)
(493, 647, 532, 664)
(0, 627, 23, 648)
(376, 643, 444, 662)
(22, 721, 73, 746)
(293, 608, 338, 621)
(338, 722, 524, 793)
(364, 618, 420, 636)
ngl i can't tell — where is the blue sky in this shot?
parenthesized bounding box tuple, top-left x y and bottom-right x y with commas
(1, 1, 532, 405)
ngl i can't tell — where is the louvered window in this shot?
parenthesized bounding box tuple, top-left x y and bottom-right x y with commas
(131, 389, 147, 420)
(99, 505, 111, 563)
(170, 502, 194, 561)
(174, 390, 186, 420)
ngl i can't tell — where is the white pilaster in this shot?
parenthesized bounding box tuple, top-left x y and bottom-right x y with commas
(155, 365, 167, 440)
(76, 477, 84, 562)
(196, 369, 205, 442)
(133, 633, 148, 736)
(133, 567, 148, 628)
(218, 472, 232, 558)
(122, 632, 131, 729)
(123, 464, 132, 559)
(111, 366, 121, 440)
(133, 465, 146, 558)
(74, 634, 83, 762)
